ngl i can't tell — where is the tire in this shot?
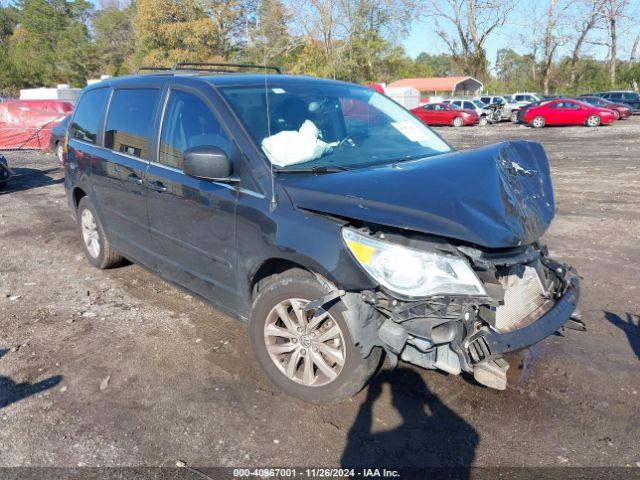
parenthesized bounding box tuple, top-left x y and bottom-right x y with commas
(452, 117, 464, 127)
(249, 268, 382, 404)
(531, 116, 545, 128)
(478, 115, 488, 126)
(77, 196, 123, 269)
(612, 110, 620, 120)
(510, 111, 518, 123)
(56, 142, 64, 163)
(586, 114, 601, 127)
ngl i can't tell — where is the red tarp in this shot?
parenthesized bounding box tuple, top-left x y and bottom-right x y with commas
(0, 100, 73, 150)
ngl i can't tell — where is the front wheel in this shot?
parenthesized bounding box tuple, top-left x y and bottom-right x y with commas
(452, 117, 464, 127)
(531, 116, 545, 128)
(478, 115, 488, 126)
(249, 269, 381, 403)
(586, 114, 601, 127)
(612, 109, 620, 120)
(510, 111, 519, 123)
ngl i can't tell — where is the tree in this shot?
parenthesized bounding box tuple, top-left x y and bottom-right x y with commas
(539, 0, 574, 95)
(600, 0, 628, 86)
(93, 1, 136, 76)
(422, 0, 516, 79)
(568, 0, 606, 90)
(414, 52, 452, 76)
(134, 0, 251, 66)
(4, 0, 93, 88)
(244, 0, 297, 67)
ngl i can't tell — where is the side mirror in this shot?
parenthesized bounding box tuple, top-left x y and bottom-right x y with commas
(183, 146, 239, 183)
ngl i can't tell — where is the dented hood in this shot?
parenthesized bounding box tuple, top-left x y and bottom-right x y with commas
(281, 141, 555, 248)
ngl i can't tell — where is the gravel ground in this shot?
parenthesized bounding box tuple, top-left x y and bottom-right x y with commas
(0, 118, 639, 472)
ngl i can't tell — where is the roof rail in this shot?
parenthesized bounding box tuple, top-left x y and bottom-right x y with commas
(172, 62, 282, 74)
(136, 66, 173, 74)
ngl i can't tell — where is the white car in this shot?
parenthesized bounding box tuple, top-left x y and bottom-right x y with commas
(477, 95, 521, 121)
(442, 99, 489, 125)
(512, 93, 542, 105)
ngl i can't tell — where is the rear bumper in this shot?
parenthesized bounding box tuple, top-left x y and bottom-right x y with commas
(468, 271, 580, 358)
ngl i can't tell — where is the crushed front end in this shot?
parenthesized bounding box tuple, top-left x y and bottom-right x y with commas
(342, 230, 580, 390)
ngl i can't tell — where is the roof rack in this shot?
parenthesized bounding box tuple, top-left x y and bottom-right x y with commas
(172, 62, 282, 74)
(136, 66, 173, 74)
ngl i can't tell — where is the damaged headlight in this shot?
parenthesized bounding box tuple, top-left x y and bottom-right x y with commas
(342, 228, 486, 298)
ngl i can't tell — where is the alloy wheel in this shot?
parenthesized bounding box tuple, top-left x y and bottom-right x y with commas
(81, 208, 100, 258)
(587, 115, 600, 127)
(264, 298, 346, 387)
(56, 144, 64, 163)
(532, 117, 545, 128)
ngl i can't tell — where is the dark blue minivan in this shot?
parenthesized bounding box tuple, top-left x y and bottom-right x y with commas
(64, 64, 580, 403)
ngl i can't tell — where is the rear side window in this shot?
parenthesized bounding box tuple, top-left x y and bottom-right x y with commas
(105, 89, 159, 160)
(70, 88, 110, 144)
(609, 93, 623, 100)
(159, 90, 232, 170)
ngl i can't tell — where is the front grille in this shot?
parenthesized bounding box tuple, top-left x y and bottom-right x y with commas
(494, 265, 548, 333)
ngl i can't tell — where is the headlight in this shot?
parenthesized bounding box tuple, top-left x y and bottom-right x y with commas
(342, 228, 486, 298)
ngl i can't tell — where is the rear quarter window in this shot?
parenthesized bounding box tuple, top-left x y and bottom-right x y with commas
(105, 89, 160, 160)
(69, 88, 111, 144)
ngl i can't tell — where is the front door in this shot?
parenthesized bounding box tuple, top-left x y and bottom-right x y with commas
(145, 88, 239, 309)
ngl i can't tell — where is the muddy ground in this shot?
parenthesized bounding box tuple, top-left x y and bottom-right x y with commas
(0, 118, 639, 472)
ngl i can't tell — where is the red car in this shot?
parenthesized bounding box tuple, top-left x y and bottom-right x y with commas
(411, 102, 479, 127)
(524, 98, 616, 128)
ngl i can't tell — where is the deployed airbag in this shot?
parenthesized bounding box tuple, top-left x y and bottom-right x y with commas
(261, 120, 332, 167)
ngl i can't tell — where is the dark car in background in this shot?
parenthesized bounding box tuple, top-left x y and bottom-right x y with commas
(576, 96, 631, 120)
(596, 91, 640, 112)
(64, 65, 580, 403)
(49, 114, 71, 162)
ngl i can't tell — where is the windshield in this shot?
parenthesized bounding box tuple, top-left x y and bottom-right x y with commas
(473, 100, 486, 108)
(502, 95, 514, 102)
(219, 83, 452, 171)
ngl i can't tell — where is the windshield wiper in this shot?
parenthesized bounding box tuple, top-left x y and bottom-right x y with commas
(274, 165, 351, 173)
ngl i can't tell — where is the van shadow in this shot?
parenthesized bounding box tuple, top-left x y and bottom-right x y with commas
(603, 311, 640, 360)
(341, 368, 478, 473)
(0, 349, 62, 409)
(0, 166, 63, 194)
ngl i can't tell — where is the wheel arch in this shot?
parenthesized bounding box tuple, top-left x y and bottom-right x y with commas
(72, 186, 87, 209)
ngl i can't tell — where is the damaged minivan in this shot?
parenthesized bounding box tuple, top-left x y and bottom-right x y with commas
(64, 65, 581, 403)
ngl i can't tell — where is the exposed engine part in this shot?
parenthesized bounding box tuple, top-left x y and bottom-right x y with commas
(400, 344, 436, 370)
(492, 264, 549, 332)
(378, 319, 408, 354)
(433, 345, 461, 375)
(474, 358, 510, 390)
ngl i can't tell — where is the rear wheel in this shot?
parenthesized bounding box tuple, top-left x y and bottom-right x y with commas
(586, 114, 601, 127)
(531, 116, 545, 128)
(77, 197, 123, 269)
(249, 269, 381, 403)
(452, 116, 464, 127)
(55, 142, 64, 163)
(612, 109, 620, 120)
(510, 111, 518, 123)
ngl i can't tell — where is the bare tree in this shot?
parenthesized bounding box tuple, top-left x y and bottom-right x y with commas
(422, 0, 517, 78)
(568, 0, 606, 90)
(539, 0, 574, 95)
(631, 31, 640, 64)
(600, 0, 628, 86)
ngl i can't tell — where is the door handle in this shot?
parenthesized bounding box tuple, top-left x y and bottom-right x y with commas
(127, 173, 143, 186)
(148, 180, 167, 193)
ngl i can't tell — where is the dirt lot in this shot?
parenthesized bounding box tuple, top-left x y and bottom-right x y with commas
(1, 118, 639, 473)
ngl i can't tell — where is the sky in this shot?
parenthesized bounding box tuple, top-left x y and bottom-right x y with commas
(84, 0, 635, 68)
(401, 0, 620, 66)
